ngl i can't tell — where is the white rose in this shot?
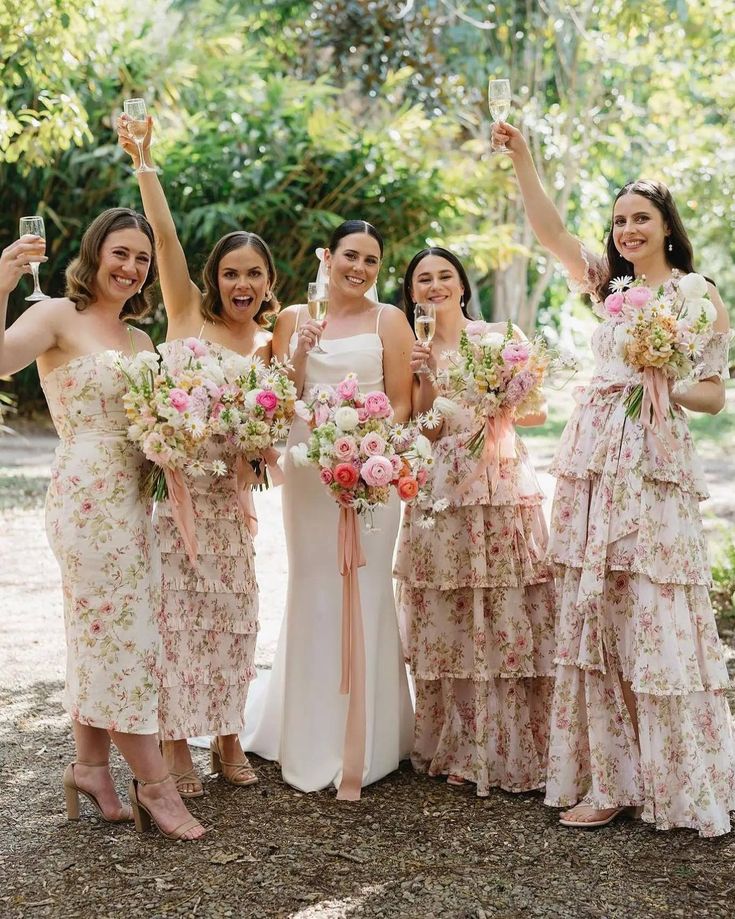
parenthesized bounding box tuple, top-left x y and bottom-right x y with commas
(433, 395, 460, 419)
(334, 406, 360, 431)
(613, 323, 631, 357)
(682, 297, 717, 325)
(678, 272, 708, 300)
(414, 434, 432, 459)
(290, 443, 310, 467)
(479, 332, 505, 349)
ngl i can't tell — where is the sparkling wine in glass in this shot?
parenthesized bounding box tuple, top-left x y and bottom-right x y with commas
(488, 78, 511, 153)
(123, 98, 156, 174)
(307, 281, 329, 354)
(414, 302, 436, 373)
(18, 216, 49, 302)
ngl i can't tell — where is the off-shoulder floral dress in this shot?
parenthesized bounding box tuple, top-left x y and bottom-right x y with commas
(394, 393, 556, 796)
(43, 351, 160, 734)
(545, 255, 735, 836)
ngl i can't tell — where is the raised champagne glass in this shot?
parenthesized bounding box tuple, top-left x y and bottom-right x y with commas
(123, 98, 156, 174)
(18, 216, 49, 301)
(488, 78, 511, 154)
(307, 281, 329, 354)
(414, 302, 436, 374)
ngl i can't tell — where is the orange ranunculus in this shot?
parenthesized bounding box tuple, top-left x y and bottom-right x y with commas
(334, 463, 359, 488)
(397, 476, 419, 500)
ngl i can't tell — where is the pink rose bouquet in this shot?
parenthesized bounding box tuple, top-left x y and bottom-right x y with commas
(291, 372, 433, 524)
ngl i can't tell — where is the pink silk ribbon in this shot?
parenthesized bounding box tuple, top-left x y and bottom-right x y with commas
(234, 455, 259, 537)
(640, 367, 676, 449)
(163, 467, 198, 566)
(458, 410, 516, 497)
(336, 506, 367, 801)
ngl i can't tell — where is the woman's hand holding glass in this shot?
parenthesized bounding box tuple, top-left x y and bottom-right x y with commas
(0, 236, 48, 297)
(490, 120, 526, 158)
(116, 109, 154, 173)
(294, 318, 326, 358)
(410, 340, 437, 379)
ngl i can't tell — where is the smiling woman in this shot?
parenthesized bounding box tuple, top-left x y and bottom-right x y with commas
(0, 208, 205, 841)
(115, 113, 276, 798)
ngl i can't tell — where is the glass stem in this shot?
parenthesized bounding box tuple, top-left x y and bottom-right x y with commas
(135, 141, 146, 172)
(30, 262, 41, 294)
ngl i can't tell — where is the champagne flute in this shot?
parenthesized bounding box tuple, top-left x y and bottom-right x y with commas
(18, 216, 49, 302)
(414, 302, 436, 374)
(123, 98, 156, 174)
(488, 78, 512, 154)
(307, 281, 329, 354)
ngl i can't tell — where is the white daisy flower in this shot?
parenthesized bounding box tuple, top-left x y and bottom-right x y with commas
(210, 459, 228, 477)
(186, 460, 207, 478)
(432, 498, 449, 513)
(609, 275, 633, 293)
(420, 408, 442, 430)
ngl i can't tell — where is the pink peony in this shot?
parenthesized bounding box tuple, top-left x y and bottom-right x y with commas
(336, 376, 360, 401)
(504, 369, 536, 406)
(364, 391, 391, 418)
(604, 291, 624, 316)
(360, 432, 386, 456)
(357, 407, 370, 423)
(626, 286, 653, 308)
(334, 436, 357, 460)
(169, 388, 191, 412)
(334, 463, 359, 488)
(256, 390, 279, 412)
(319, 468, 334, 485)
(501, 341, 531, 365)
(361, 454, 394, 487)
(464, 320, 489, 342)
(183, 337, 209, 357)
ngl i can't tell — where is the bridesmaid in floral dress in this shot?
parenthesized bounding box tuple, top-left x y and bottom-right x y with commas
(0, 210, 204, 839)
(394, 246, 556, 796)
(492, 120, 735, 835)
(118, 117, 275, 796)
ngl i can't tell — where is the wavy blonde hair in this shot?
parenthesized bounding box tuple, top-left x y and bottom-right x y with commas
(65, 208, 157, 319)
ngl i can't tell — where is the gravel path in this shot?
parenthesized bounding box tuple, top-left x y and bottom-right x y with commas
(1, 422, 734, 919)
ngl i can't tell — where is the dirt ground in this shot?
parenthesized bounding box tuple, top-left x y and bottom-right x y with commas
(1, 420, 734, 919)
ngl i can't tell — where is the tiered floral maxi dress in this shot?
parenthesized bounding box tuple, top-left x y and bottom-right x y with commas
(545, 258, 735, 836)
(394, 394, 557, 796)
(43, 351, 160, 733)
(155, 339, 259, 740)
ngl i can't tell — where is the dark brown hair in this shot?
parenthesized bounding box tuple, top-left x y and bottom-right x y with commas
(65, 208, 157, 318)
(328, 220, 384, 256)
(402, 247, 472, 330)
(200, 231, 279, 327)
(598, 180, 695, 301)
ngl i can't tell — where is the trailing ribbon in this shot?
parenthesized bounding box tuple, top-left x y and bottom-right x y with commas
(262, 447, 285, 487)
(458, 410, 516, 497)
(640, 366, 676, 448)
(234, 455, 259, 537)
(336, 505, 367, 801)
(163, 467, 198, 566)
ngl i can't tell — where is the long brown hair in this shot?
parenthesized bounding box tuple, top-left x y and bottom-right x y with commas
(65, 208, 157, 319)
(597, 180, 695, 301)
(200, 231, 279, 327)
(402, 246, 472, 330)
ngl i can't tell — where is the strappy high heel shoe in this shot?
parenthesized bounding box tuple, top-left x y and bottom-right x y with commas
(210, 738, 258, 787)
(128, 776, 206, 841)
(63, 762, 133, 823)
(169, 767, 205, 799)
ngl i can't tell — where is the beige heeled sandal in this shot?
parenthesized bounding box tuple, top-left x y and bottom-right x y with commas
(210, 738, 258, 787)
(128, 776, 206, 840)
(63, 762, 133, 823)
(169, 767, 205, 799)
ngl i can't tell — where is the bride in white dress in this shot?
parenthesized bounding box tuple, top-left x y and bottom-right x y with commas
(243, 221, 415, 796)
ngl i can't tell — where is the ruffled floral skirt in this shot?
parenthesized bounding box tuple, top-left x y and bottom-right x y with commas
(395, 432, 556, 796)
(546, 384, 735, 836)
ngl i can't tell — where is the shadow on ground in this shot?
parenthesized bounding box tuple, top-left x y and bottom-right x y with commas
(2, 683, 735, 919)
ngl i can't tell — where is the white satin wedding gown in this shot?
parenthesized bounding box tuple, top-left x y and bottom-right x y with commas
(243, 307, 413, 793)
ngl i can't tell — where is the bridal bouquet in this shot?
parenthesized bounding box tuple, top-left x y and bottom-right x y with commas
(119, 340, 222, 500)
(604, 273, 717, 424)
(207, 352, 297, 488)
(437, 320, 555, 459)
(290, 373, 433, 523)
